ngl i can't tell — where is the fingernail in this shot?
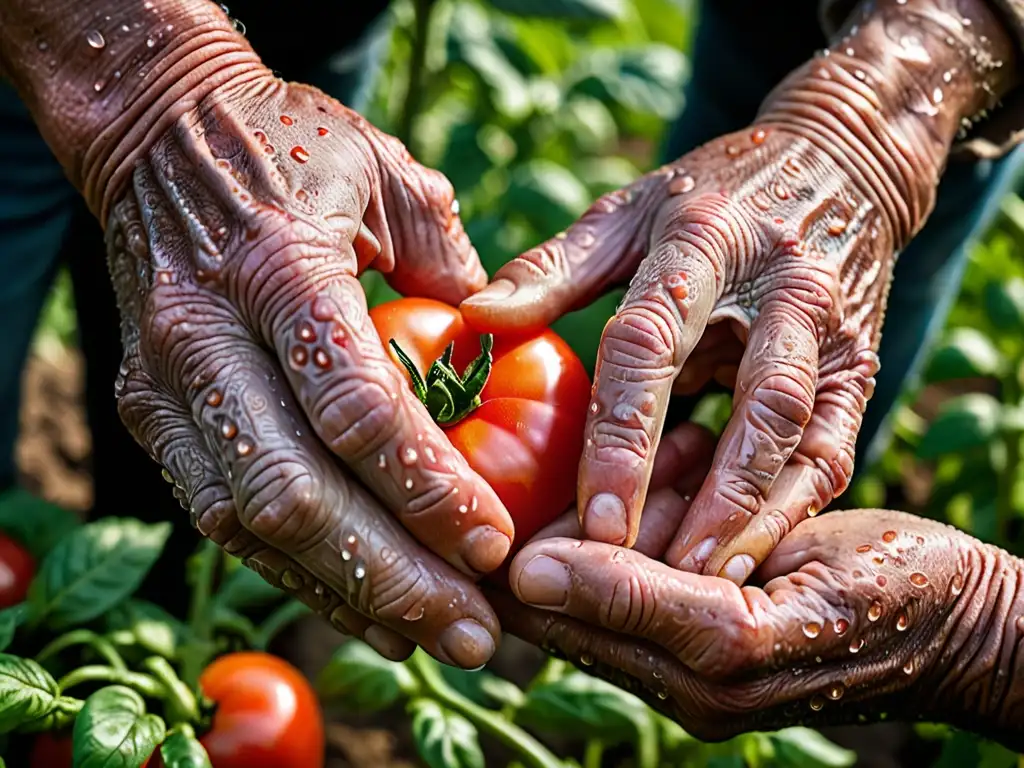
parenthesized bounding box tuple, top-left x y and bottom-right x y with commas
(460, 525, 511, 574)
(364, 625, 413, 661)
(516, 554, 571, 607)
(681, 536, 716, 570)
(439, 619, 496, 669)
(720, 554, 756, 585)
(582, 493, 627, 545)
(464, 279, 517, 306)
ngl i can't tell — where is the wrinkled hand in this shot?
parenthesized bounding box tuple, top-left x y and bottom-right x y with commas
(490, 429, 1023, 742)
(463, 0, 1014, 583)
(109, 73, 515, 668)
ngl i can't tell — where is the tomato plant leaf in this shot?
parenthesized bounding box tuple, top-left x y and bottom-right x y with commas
(770, 728, 856, 768)
(517, 671, 649, 742)
(160, 725, 212, 768)
(984, 277, 1024, 333)
(73, 686, 165, 768)
(0, 654, 61, 733)
(0, 489, 80, 559)
(487, 0, 625, 21)
(916, 394, 1002, 459)
(316, 640, 418, 712)
(440, 666, 526, 709)
(106, 600, 192, 659)
(924, 327, 1006, 382)
(0, 605, 29, 653)
(212, 562, 286, 613)
(30, 519, 171, 630)
(409, 699, 485, 768)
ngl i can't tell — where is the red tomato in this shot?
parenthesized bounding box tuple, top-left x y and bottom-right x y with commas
(30, 733, 73, 767)
(0, 533, 34, 607)
(198, 652, 324, 768)
(370, 298, 590, 555)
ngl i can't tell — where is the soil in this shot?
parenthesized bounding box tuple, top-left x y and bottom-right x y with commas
(14, 346, 958, 768)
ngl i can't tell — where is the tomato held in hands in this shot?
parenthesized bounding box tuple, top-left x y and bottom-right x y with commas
(198, 652, 324, 768)
(370, 298, 590, 555)
(0, 533, 34, 607)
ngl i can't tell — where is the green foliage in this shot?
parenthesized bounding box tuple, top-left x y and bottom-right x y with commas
(410, 698, 486, 768)
(316, 640, 418, 713)
(72, 686, 165, 768)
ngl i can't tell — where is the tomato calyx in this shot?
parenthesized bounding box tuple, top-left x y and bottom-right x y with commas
(389, 333, 494, 425)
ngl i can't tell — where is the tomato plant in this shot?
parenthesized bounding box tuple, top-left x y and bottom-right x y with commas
(371, 297, 591, 552)
(0, 534, 34, 608)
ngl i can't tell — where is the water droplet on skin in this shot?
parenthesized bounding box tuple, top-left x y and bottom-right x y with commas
(580, 654, 594, 666)
(146, 38, 155, 48)
(296, 189, 309, 204)
(290, 346, 308, 367)
(827, 219, 848, 236)
(121, 23, 130, 32)
(751, 128, 767, 145)
(402, 447, 419, 465)
(809, 695, 825, 711)
(471, 496, 478, 512)
(405, 478, 414, 490)
(590, 402, 599, 414)
(611, 550, 626, 563)
(297, 322, 316, 342)
(669, 175, 696, 195)
(943, 70, 953, 83)
(896, 612, 909, 631)
(281, 570, 302, 589)
(220, 420, 238, 440)
(845, 47, 855, 56)
(314, 582, 324, 596)
(873, 556, 885, 565)
(877, 575, 887, 587)
(206, 389, 223, 407)
(236, 437, 253, 457)
(161, 468, 174, 484)
(280, 115, 293, 125)
(341, 549, 352, 562)
(424, 446, 437, 464)
(856, 544, 872, 553)
(803, 622, 822, 639)
(854, 70, 866, 81)
(86, 30, 106, 49)
(656, 690, 668, 700)
(313, 349, 331, 369)
(403, 605, 425, 621)
(807, 505, 819, 518)
(933, 88, 943, 104)
(849, 638, 865, 653)
(291, 146, 310, 163)
(910, 572, 929, 588)
(93, 81, 105, 93)
(828, 683, 845, 700)
(378, 454, 387, 469)
(867, 601, 883, 622)
(37, 40, 48, 51)
(353, 564, 366, 580)
(951, 573, 964, 596)
(726, 145, 740, 157)
(834, 618, 850, 635)
(458, 504, 468, 514)
(903, 660, 914, 675)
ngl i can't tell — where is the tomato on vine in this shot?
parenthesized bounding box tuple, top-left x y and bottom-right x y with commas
(0, 532, 35, 607)
(370, 298, 591, 559)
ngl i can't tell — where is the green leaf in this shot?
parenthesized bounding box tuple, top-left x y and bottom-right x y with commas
(0, 489, 80, 559)
(0, 605, 29, 653)
(507, 159, 591, 235)
(73, 686, 165, 768)
(0, 654, 60, 733)
(316, 640, 418, 713)
(106, 600, 191, 659)
(213, 563, 286, 613)
(30, 519, 171, 630)
(487, 0, 625, 21)
(448, 7, 532, 120)
(924, 327, 1006, 382)
(440, 666, 526, 709)
(770, 727, 856, 768)
(984, 277, 1024, 333)
(570, 46, 687, 119)
(160, 726, 212, 768)
(916, 393, 1002, 459)
(409, 699, 485, 768)
(517, 671, 649, 742)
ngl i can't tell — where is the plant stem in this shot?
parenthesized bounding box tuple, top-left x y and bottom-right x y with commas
(183, 540, 221, 686)
(255, 600, 311, 651)
(408, 651, 563, 768)
(38, 630, 127, 671)
(397, 0, 434, 151)
(583, 740, 604, 768)
(143, 657, 200, 725)
(57, 666, 165, 699)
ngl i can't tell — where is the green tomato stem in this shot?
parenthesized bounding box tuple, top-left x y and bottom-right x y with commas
(255, 600, 311, 651)
(57, 665, 165, 699)
(397, 0, 434, 152)
(583, 740, 604, 768)
(143, 656, 201, 725)
(37, 630, 127, 672)
(183, 540, 221, 686)
(389, 335, 493, 425)
(408, 651, 564, 768)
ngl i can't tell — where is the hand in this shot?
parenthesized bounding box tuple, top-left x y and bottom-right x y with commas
(109, 71, 515, 668)
(491, 431, 1024, 743)
(462, 0, 1016, 582)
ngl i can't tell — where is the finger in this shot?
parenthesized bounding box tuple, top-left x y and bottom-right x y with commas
(704, 351, 879, 575)
(577, 223, 721, 547)
(356, 115, 488, 304)
(667, 290, 828, 582)
(461, 169, 682, 331)
(114, 358, 410, 659)
(270, 275, 514, 576)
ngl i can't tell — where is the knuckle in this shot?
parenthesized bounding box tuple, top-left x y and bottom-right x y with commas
(605, 572, 656, 635)
(749, 372, 815, 442)
(365, 559, 431, 623)
(317, 375, 400, 460)
(237, 454, 331, 546)
(591, 420, 652, 464)
(602, 307, 677, 375)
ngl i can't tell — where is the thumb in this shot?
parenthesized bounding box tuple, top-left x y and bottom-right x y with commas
(461, 171, 672, 332)
(361, 120, 488, 305)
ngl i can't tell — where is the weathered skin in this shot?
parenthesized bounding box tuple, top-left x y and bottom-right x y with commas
(494, 423, 1024, 747)
(463, 0, 1021, 585)
(0, 0, 512, 668)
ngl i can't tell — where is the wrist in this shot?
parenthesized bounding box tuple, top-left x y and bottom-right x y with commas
(922, 542, 1024, 746)
(756, 0, 1017, 249)
(0, 0, 266, 222)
